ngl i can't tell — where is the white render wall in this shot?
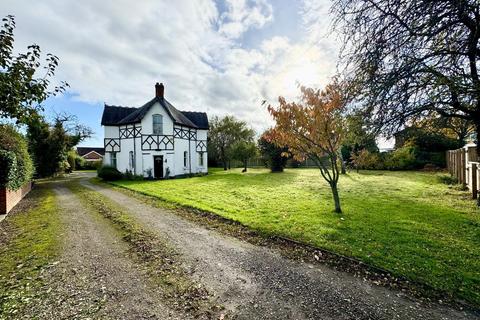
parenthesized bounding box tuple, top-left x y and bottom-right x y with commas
(103, 102, 208, 177)
(141, 102, 174, 135)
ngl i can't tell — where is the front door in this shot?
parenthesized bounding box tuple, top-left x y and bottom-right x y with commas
(153, 156, 164, 179)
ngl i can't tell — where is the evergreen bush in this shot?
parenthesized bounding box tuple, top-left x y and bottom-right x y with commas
(0, 125, 34, 190)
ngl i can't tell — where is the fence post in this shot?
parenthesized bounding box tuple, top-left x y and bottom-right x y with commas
(456, 150, 460, 181)
(472, 163, 477, 199)
(446, 151, 450, 173)
(451, 150, 454, 175)
(461, 149, 466, 186)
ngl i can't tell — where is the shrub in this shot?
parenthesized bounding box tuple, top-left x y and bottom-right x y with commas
(83, 160, 102, 170)
(258, 134, 288, 172)
(97, 166, 122, 181)
(383, 145, 418, 170)
(123, 169, 144, 180)
(74, 155, 86, 169)
(67, 150, 78, 171)
(0, 125, 34, 190)
(350, 149, 380, 171)
(77, 159, 102, 170)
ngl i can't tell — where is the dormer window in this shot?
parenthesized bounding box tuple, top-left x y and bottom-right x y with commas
(152, 114, 163, 134)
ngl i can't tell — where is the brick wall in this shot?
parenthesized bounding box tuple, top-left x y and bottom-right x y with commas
(0, 182, 32, 214)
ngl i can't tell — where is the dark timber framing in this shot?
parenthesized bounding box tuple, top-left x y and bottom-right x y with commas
(174, 126, 197, 140)
(141, 134, 174, 151)
(196, 140, 207, 152)
(104, 138, 121, 152)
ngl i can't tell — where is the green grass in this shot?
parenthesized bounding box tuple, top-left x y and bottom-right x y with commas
(0, 184, 61, 318)
(112, 168, 480, 306)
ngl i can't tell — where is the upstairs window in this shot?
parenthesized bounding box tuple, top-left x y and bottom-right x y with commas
(152, 114, 163, 134)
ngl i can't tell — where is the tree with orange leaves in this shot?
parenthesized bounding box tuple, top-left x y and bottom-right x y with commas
(267, 82, 346, 213)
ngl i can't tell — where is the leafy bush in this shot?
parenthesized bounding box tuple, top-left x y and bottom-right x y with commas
(350, 149, 380, 171)
(258, 133, 288, 172)
(76, 158, 102, 170)
(123, 170, 144, 180)
(0, 125, 34, 190)
(67, 150, 79, 172)
(384, 145, 418, 170)
(97, 166, 122, 181)
(83, 160, 102, 170)
(74, 155, 86, 169)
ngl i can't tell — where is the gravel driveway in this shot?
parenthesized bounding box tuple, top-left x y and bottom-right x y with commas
(26, 181, 186, 320)
(81, 177, 479, 320)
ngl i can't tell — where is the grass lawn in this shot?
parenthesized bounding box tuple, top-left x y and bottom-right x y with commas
(112, 168, 480, 306)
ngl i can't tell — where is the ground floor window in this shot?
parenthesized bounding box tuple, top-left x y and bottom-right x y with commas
(184, 151, 188, 167)
(111, 152, 117, 168)
(129, 151, 134, 170)
(198, 152, 204, 166)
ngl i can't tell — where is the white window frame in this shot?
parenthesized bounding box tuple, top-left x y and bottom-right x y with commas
(152, 114, 163, 135)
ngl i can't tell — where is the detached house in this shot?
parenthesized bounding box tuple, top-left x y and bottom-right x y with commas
(101, 83, 209, 178)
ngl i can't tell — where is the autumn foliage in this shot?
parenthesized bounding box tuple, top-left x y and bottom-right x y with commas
(267, 82, 346, 213)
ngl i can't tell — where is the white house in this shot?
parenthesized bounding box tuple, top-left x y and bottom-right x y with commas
(101, 83, 209, 178)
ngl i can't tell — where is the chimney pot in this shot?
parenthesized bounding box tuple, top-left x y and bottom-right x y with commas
(155, 82, 164, 98)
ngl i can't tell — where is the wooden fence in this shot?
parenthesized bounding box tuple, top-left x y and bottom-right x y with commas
(446, 145, 479, 198)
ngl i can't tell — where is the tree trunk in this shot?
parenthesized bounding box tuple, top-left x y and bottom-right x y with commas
(221, 148, 227, 170)
(339, 152, 346, 174)
(243, 159, 248, 172)
(330, 182, 342, 213)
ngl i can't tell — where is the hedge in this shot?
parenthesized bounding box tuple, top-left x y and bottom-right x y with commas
(97, 166, 123, 181)
(0, 125, 34, 190)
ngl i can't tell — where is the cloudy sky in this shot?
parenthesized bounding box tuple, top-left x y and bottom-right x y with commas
(2, 0, 339, 147)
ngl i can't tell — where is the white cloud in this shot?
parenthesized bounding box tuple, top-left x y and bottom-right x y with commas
(218, 0, 273, 39)
(2, 0, 338, 134)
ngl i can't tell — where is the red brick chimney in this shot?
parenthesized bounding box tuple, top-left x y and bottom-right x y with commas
(155, 82, 164, 98)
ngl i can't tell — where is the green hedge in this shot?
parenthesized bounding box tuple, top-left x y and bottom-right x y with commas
(0, 125, 34, 190)
(97, 166, 122, 181)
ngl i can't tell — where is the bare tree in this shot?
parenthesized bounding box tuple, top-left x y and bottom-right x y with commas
(332, 0, 480, 152)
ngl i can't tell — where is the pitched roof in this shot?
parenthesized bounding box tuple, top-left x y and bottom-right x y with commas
(101, 105, 137, 126)
(101, 96, 208, 129)
(181, 111, 209, 129)
(76, 147, 105, 156)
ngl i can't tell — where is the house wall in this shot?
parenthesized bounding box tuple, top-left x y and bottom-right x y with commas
(104, 126, 119, 138)
(196, 129, 208, 174)
(103, 125, 119, 167)
(141, 102, 174, 135)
